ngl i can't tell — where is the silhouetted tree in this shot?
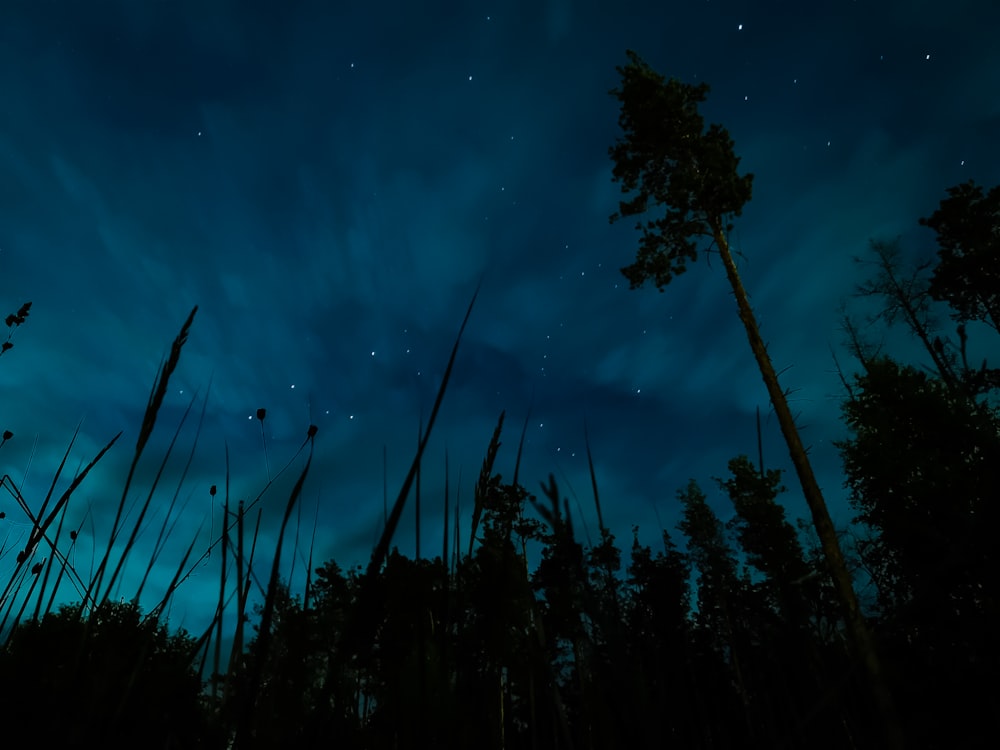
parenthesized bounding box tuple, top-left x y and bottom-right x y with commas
(832, 183, 1000, 745)
(721, 456, 810, 622)
(850, 238, 1000, 397)
(0, 600, 215, 747)
(920, 180, 1000, 332)
(837, 356, 1000, 743)
(221, 570, 366, 747)
(623, 527, 702, 746)
(608, 50, 901, 746)
(720, 457, 864, 745)
(677, 480, 768, 744)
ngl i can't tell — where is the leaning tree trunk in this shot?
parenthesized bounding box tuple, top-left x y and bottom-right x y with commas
(710, 219, 904, 749)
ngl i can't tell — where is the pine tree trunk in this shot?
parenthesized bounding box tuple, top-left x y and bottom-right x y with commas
(710, 222, 904, 748)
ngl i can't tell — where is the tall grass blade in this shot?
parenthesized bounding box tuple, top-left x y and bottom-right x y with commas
(469, 410, 504, 557)
(234, 427, 316, 747)
(415, 415, 422, 559)
(302, 491, 320, 611)
(88, 306, 197, 610)
(99, 377, 199, 607)
(442, 450, 449, 568)
(30, 495, 73, 622)
(134, 381, 210, 603)
(43, 518, 87, 618)
(366, 284, 477, 578)
(226, 498, 248, 697)
(213, 483, 228, 698)
(0, 432, 119, 613)
(6, 557, 46, 636)
(328, 284, 478, 703)
(583, 419, 605, 534)
(147, 517, 206, 620)
(512, 405, 531, 489)
(452, 468, 462, 577)
(24, 422, 81, 556)
(152, 414, 313, 600)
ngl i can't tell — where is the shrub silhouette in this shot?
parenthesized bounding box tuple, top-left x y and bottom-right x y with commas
(0, 600, 218, 747)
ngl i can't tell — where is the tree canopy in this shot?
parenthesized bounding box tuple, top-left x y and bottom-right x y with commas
(609, 50, 753, 289)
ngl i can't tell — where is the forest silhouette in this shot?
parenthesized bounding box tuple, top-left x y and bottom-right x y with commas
(1, 54, 997, 749)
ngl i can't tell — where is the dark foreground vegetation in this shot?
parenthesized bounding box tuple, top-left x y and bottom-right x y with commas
(1, 54, 997, 748)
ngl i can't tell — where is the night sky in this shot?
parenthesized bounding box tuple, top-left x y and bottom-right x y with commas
(2, 1, 998, 633)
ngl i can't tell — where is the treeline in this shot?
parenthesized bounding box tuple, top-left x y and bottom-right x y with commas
(218, 313, 998, 749)
(218, 178, 999, 749)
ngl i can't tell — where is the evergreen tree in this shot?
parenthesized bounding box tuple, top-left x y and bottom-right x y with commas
(838, 183, 1000, 745)
(838, 357, 1000, 744)
(608, 49, 901, 746)
(720, 456, 811, 623)
(920, 180, 1000, 332)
